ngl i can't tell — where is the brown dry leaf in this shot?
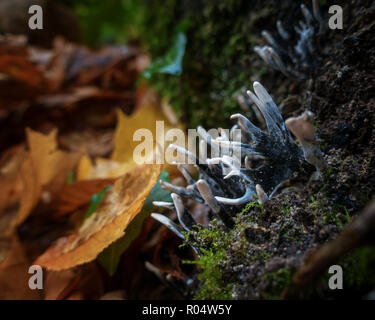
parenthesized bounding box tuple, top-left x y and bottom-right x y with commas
(0, 128, 80, 235)
(52, 178, 116, 217)
(59, 130, 114, 158)
(44, 263, 104, 300)
(14, 156, 41, 229)
(35, 164, 162, 270)
(0, 234, 41, 299)
(38, 87, 133, 108)
(0, 34, 28, 56)
(0, 151, 38, 236)
(0, 55, 45, 88)
(43, 37, 139, 91)
(44, 269, 77, 300)
(17, 128, 80, 221)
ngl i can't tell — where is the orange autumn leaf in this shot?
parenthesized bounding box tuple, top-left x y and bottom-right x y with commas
(35, 164, 162, 270)
(0, 129, 79, 235)
(0, 146, 26, 215)
(17, 129, 80, 224)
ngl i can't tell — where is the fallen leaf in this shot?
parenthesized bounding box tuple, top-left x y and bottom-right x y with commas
(0, 129, 79, 235)
(52, 178, 116, 217)
(0, 55, 45, 88)
(84, 185, 113, 219)
(0, 146, 26, 214)
(44, 263, 104, 300)
(0, 234, 41, 299)
(76, 156, 134, 180)
(111, 106, 167, 163)
(37, 87, 133, 108)
(44, 269, 77, 300)
(34, 164, 162, 270)
(97, 170, 171, 276)
(26, 128, 79, 189)
(77, 104, 177, 180)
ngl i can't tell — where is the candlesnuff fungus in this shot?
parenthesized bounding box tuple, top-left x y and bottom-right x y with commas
(254, 0, 325, 79)
(149, 81, 326, 296)
(162, 82, 307, 210)
(152, 81, 323, 239)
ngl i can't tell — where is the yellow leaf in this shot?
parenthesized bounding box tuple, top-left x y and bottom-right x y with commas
(76, 155, 93, 181)
(34, 164, 162, 270)
(77, 101, 181, 180)
(76, 156, 134, 180)
(111, 106, 170, 163)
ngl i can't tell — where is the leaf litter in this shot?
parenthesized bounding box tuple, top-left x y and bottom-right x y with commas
(0, 34, 182, 299)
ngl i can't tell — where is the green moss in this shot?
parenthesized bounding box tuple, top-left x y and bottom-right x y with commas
(184, 223, 234, 300)
(183, 200, 269, 299)
(307, 188, 351, 229)
(188, 248, 233, 300)
(239, 200, 263, 217)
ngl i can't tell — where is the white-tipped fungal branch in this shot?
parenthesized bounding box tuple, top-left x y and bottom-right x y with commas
(215, 187, 254, 206)
(196, 179, 234, 228)
(171, 193, 197, 232)
(254, 0, 325, 79)
(152, 201, 175, 210)
(196, 180, 221, 213)
(151, 213, 186, 240)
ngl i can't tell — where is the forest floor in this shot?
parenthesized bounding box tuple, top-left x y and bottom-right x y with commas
(0, 0, 374, 300)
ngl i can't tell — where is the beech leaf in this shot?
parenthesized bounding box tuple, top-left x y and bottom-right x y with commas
(34, 164, 162, 271)
(97, 170, 171, 275)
